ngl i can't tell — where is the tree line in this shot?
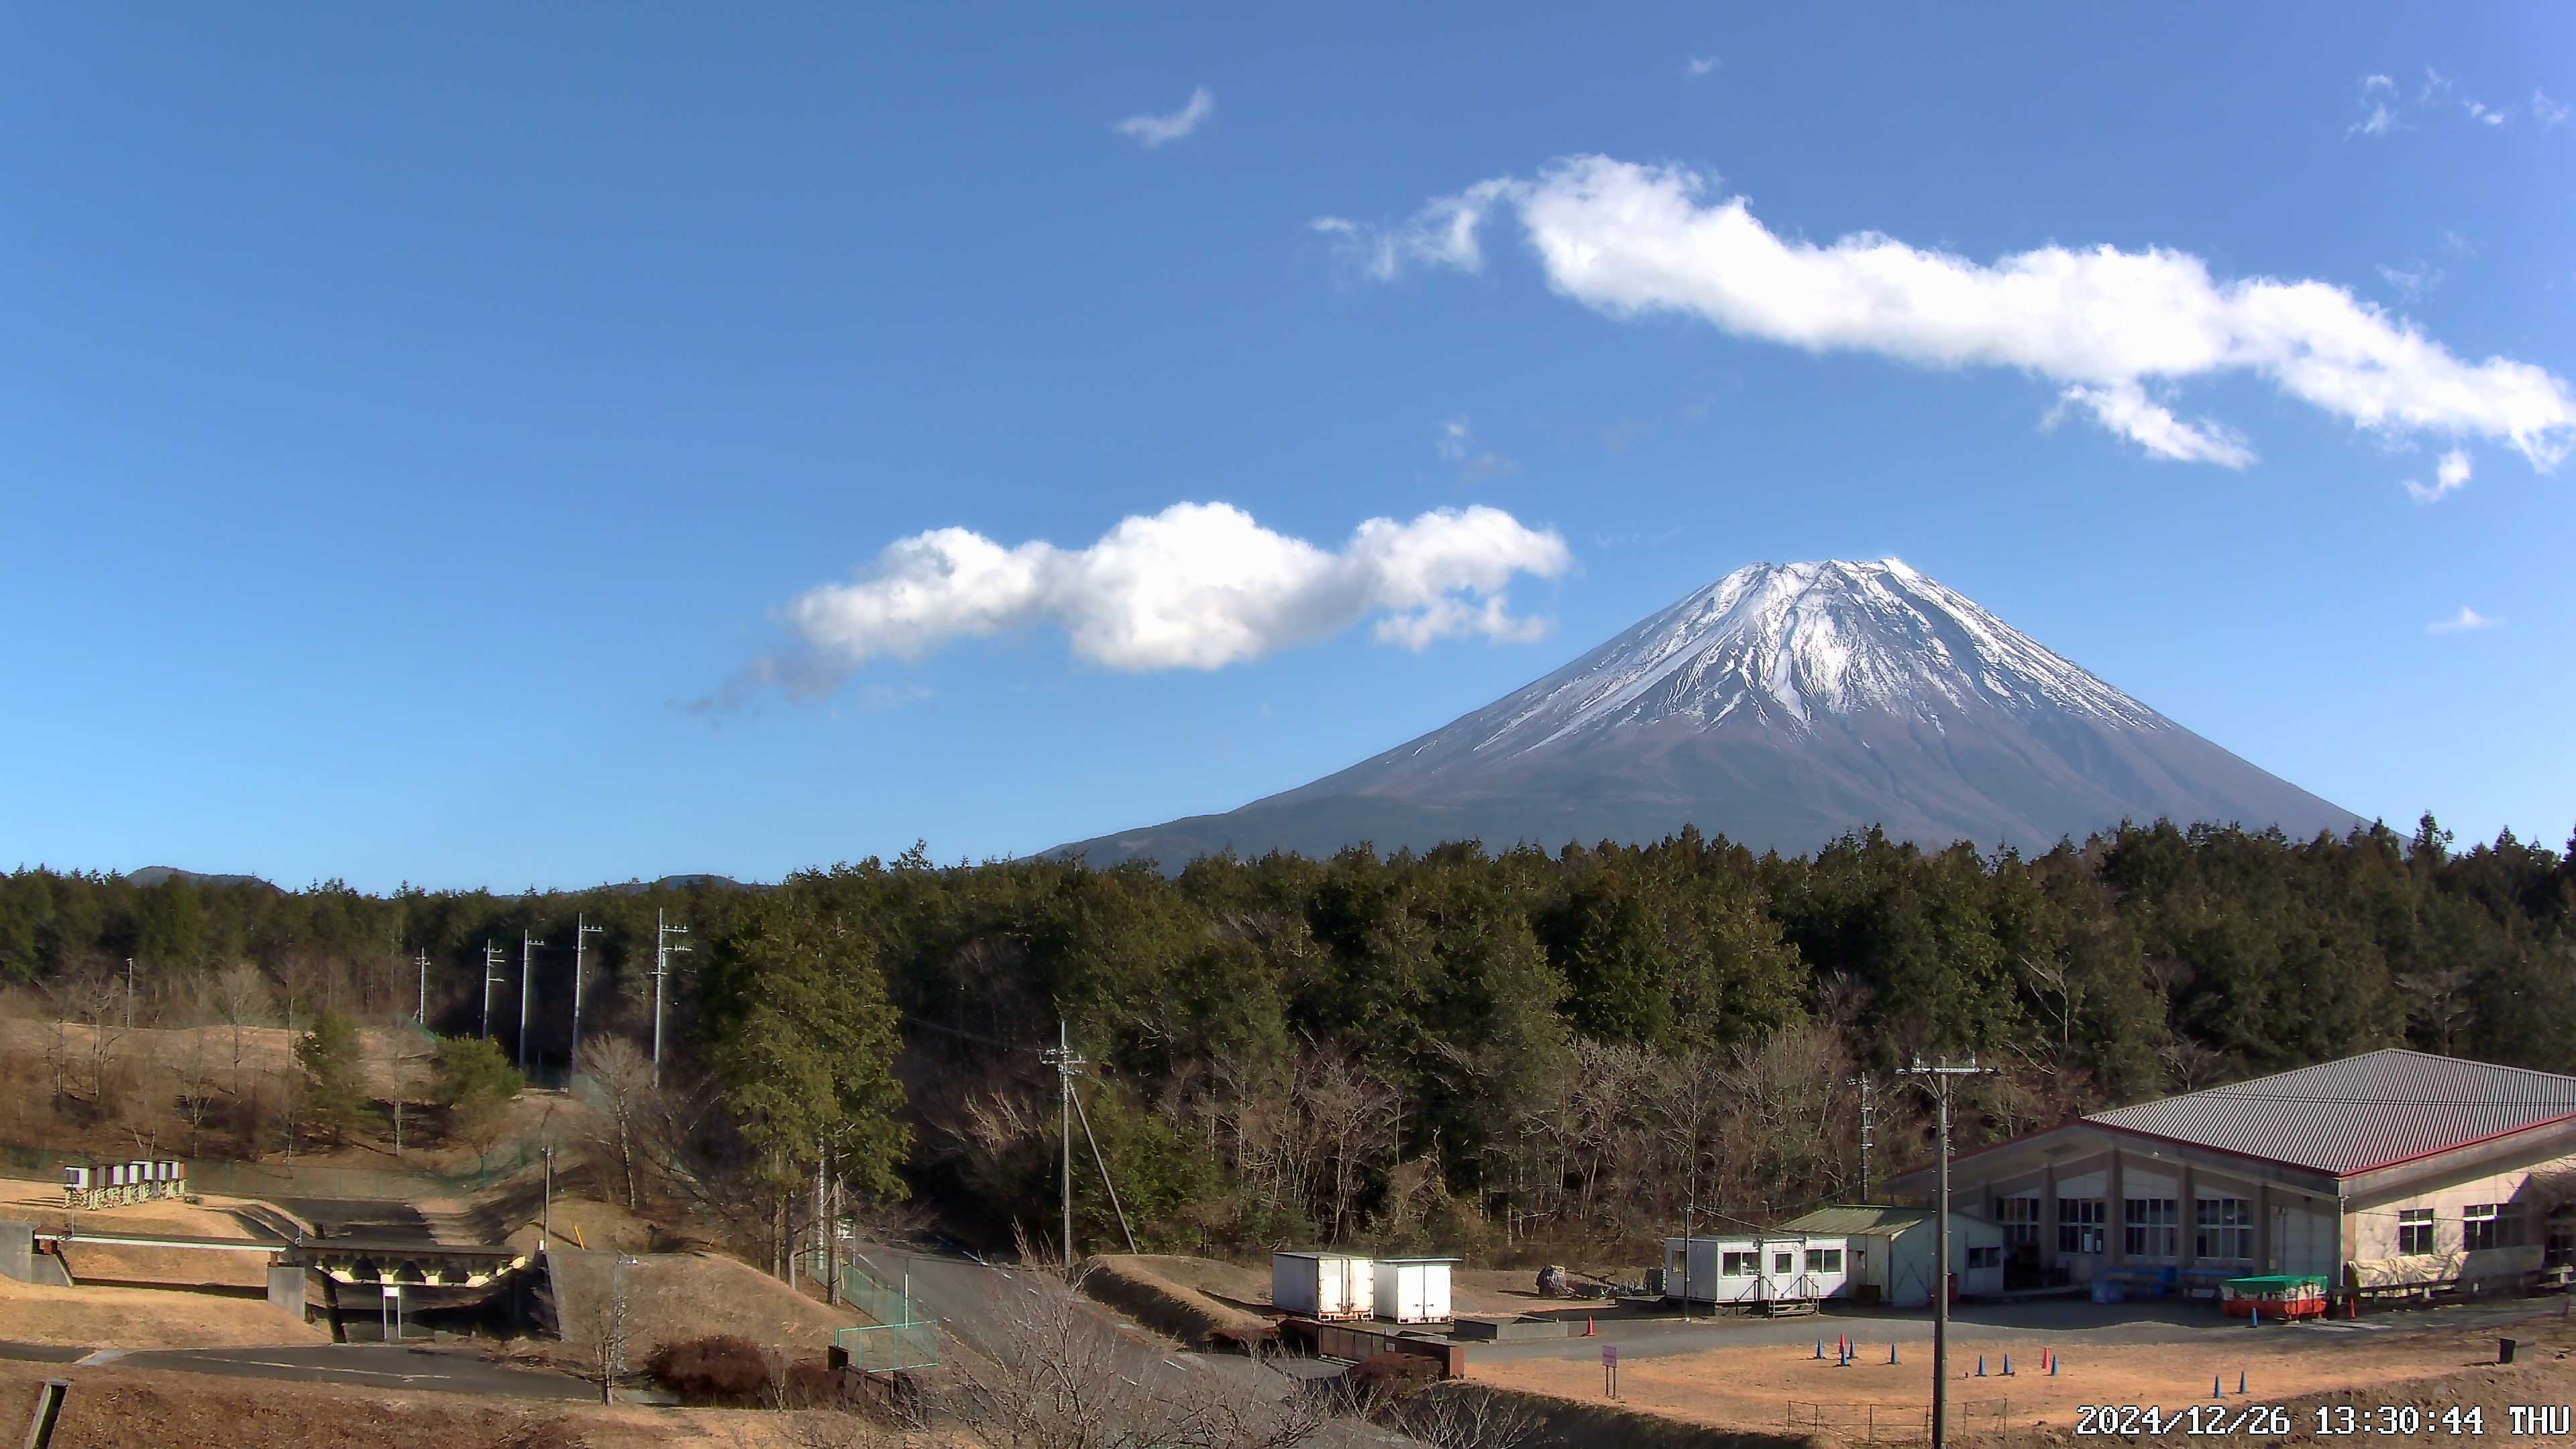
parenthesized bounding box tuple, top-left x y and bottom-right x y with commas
(4, 814, 2571, 1263)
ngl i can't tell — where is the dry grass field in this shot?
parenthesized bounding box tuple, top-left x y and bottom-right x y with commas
(0, 1273, 325, 1350)
(1474, 1314, 2576, 1446)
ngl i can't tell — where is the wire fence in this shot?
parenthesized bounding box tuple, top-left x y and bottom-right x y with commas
(1781, 1399, 2052, 1446)
(0, 1139, 544, 1201)
(804, 1246, 943, 1374)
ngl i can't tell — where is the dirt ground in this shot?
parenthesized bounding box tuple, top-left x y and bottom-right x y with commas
(0, 1273, 326, 1350)
(545, 1250, 858, 1362)
(0, 1360, 943, 1448)
(1474, 1315, 2576, 1445)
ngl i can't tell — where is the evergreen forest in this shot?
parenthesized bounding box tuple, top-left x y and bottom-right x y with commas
(3, 814, 2570, 1263)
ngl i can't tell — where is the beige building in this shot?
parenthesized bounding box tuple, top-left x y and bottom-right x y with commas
(1886, 1050, 2576, 1297)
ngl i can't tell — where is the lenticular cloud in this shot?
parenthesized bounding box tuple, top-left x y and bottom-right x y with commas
(760, 502, 1568, 689)
(1320, 156, 2575, 470)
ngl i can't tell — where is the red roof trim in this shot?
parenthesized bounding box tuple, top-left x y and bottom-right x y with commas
(2343, 1112, 2576, 1177)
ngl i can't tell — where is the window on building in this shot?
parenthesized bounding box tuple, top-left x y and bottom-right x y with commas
(1721, 1251, 1756, 1276)
(2196, 1197, 2253, 1260)
(1966, 1245, 2002, 1270)
(1774, 1252, 1795, 1275)
(2125, 1198, 2179, 1258)
(2057, 1197, 2106, 1254)
(1805, 1248, 1843, 1273)
(2398, 1208, 2434, 1254)
(2546, 1220, 2574, 1270)
(1997, 1195, 2041, 1249)
(2464, 1204, 2504, 1252)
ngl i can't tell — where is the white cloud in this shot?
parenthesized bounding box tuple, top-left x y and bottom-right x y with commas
(2463, 99, 2510, 126)
(2420, 66, 2454, 103)
(2377, 262, 2441, 299)
(1322, 155, 2576, 469)
(1686, 54, 1721, 78)
(2426, 605, 2501, 634)
(2404, 448, 2473, 502)
(2533, 89, 2571, 129)
(1313, 180, 1517, 282)
(2349, 100, 2401, 138)
(743, 502, 1570, 690)
(1434, 415, 1517, 482)
(2363, 74, 2395, 93)
(1114, 85, 1215, 148)
(2051, 383, 2256, 467)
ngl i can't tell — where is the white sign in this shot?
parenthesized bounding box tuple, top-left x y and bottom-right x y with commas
(1601, 1345, 1617, 1366)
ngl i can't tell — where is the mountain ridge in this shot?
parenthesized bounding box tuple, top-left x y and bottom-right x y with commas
(1055, 559, 2364, 869)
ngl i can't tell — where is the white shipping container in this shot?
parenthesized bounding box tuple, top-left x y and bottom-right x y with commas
(1373, 1258, 1455, 1323)
(1272, 1252, 1373, 1319)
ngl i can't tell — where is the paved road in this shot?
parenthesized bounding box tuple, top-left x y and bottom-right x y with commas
(0, 1340, 596, 1400)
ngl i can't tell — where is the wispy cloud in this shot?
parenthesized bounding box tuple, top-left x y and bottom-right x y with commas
(2534, 89, 2571, 129)
(1321, 156, 2576, 469)
(700, 502, 1572, 705)
(2403, 449, 2474, 503)
(2426, 605, 2501, 635)
(2349, 72, 2404, 139)
(2377, 262, 2442, 300)
(2463, 99, 2510, 127)
(1114, 85, 1215, 148)
(1685, 54, 1721, 79)
(1435, 415, 1517, 483)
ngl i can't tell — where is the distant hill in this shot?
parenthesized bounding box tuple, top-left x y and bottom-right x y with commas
(1053, 558, 2365, 869)
(604, 874, 755, 894)
(123, 866, 278, 891)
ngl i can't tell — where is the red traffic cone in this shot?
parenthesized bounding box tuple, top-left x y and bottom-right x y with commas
(1585, 1316, 1595, 1337)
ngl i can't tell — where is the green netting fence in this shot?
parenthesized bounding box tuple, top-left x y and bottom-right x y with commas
(806, 1247, 942, 1374)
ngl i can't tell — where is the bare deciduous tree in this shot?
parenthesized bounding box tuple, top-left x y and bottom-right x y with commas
(578, 1034, 659, 1210)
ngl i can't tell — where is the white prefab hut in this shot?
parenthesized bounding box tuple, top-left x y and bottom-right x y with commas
(1272, 1252, 1373, 1320)
(1662, 1233, 1849, 1311)
(1776, 1206, 2007, 1307)
(1373, 1257, 1456, 1324)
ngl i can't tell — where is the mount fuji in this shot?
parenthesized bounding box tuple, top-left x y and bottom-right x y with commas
(1055, 559, 2364, 868)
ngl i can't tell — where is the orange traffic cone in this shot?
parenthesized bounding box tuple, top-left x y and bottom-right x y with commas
(1585, 1316, 1596, 1337)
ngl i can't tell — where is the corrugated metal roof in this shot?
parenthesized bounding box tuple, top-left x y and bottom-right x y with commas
(2084, 1049, 2576, 1176)
(1777, 1205, 1989, 1238)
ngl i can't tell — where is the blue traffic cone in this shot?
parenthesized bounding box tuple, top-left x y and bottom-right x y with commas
(1815, 1338, 1825, 1360)
(2212, 1375, 2223, 1399)
(1976, 1354, 1986, 1377)
(2239, 1371, 2247, 1395)
(2250, 1304, 2260, 1327)
(2049, 1352, 2059, 1377)
(2002, 1354, 2014, 1376)
(1889, 1342, 1900, 1365)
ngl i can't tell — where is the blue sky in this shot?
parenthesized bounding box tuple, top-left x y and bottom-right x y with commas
(5, 3, 2571, 892)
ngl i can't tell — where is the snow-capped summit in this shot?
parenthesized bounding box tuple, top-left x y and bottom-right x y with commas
(1055, 561, 2362, 869)
(1462, 558, 2162, 757)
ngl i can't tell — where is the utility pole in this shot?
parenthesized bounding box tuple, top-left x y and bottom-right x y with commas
(1900, 1057, 1992, 1449)
(125, 958, 135, 1030)
(570, 914, 603, 1069)
(415, 949, 429, 1024)
(1039, 1019, 1085, 1274)
(480, 941, 506, 1040)
(519, 931, 540, 1072)
(1850, 1074, 1876, 1201)
(652, 910, 690, 1088)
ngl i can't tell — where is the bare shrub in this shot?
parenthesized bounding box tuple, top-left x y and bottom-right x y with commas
(646, 1332, 773, 1401)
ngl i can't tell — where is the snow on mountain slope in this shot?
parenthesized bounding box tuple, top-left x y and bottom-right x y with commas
(1053, 560, 2364, 869)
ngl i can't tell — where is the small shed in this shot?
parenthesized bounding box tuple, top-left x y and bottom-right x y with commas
(1662, 1234, 1848, 1308)
(1373, 1257, 1456, 1324)
(1777, 1205, 2006, 1307)
(1272, 1251, 1373, 1320)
